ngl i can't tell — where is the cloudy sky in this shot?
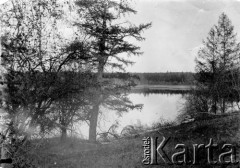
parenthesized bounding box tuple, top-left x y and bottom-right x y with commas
(2, 0, 240, 72)
(125, 0, 240, 72)
(0, 0, 8, 5)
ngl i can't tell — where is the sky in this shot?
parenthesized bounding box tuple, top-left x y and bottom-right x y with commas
(124, 0, 240, 72)
(0, 0, 8, 5)
(2, 0, 240, 72)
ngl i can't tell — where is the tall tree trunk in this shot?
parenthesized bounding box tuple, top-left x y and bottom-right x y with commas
(89, 63, 104, 142)
(61, 126, 67, 142)
(222, 98, 226, 113)
(89, 102, 100, 142)
(88, 10, 106, 142)
(211, 99, 217, 114)
(40, 123, 45, 137)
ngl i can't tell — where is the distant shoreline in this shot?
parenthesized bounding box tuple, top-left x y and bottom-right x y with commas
(134, 84, 193, 90)
(132, 85, 194, 94)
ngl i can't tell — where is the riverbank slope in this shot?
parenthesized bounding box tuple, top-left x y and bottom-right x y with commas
(38, 112, 240, 168)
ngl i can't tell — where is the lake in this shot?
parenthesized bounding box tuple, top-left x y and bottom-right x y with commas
(74, 93, 186, 139)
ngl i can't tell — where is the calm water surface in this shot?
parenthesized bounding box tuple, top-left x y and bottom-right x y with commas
(76, 93, 185, 139)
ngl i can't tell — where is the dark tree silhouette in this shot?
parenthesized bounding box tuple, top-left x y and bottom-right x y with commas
(73, 0, 151, 142)
(195, 13, 240, 113)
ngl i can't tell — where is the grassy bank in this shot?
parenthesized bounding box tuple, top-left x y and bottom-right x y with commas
(35, 113, 240, 168)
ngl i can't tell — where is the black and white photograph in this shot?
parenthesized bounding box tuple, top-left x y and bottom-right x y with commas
(0, 0, 240, 167)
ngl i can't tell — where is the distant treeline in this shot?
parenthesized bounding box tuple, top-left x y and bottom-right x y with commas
(103, 72, 195, 85)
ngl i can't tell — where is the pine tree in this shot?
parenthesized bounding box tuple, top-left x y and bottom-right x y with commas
(195, 13, 240, 113)
(73, 0, 151, 142)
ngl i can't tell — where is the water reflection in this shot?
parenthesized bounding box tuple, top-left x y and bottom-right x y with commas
(107, 93, 185, 130)
(76, 93, 186, 139)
